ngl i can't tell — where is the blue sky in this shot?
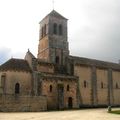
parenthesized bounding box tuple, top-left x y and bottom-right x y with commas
(0, 0, 120, 64)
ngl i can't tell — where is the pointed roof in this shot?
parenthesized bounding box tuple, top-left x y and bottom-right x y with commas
(0, 58, 32, 72)
(40, 10, 67, 23)
(26, 49, 36, 59)
(48, 10, 67, 20)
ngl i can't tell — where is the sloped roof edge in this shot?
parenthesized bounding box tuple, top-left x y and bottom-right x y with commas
(69, 55, 120, 70)
(0, 58, 32, 72)
(39, 10, 68, 23)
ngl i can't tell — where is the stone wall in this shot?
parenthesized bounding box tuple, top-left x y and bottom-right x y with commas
(37, 63, 54, 73)
(0, 71, 32, 95)
(74, 64, 92, 105)
(38, 36, 49, 61)
(0, 95, 47, 112)
(74, 62, 120, 107)
(37, 16, 49, 60)
(41, 77, 78, 110)
(96, 68, 108, 105)
(112, 71, 120, 105)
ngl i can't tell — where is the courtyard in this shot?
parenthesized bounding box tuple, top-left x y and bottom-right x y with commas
(0, 108, 120, 120)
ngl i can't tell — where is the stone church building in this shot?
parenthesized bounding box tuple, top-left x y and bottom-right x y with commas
(0, 10, 120, 112)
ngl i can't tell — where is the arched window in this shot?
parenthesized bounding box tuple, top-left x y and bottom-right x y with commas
(53, 23, 57, 34)
(101, 82, 103, 89)
(67, 85, 70, 91)
(15, 83, 20, 94)
(116, 83, 118, 89)
(44, 24, 46, 36)
(84, 80, 87, 88)
(42, 27, 44, 38)
(50, 85, 52, 92)
(55, 56, 59, 64)
(59, 24, 62, 35)
(1, 74, 6, 94)
(1, 75, 5, 88)
(40, 28, 42, 39)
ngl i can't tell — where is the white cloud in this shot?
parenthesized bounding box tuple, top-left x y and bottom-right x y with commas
(0, 0, 120, 64)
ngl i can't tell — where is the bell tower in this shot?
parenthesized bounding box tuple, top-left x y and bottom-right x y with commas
(37, 10, 69, 65)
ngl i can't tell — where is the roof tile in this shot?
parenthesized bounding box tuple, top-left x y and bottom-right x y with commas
(0, 58, 32, 72)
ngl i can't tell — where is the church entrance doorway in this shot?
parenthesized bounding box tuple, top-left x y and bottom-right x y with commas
(68, 97, 73, 109)
(55, 56, 60, 64)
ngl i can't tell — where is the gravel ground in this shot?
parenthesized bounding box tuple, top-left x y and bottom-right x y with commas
(0, 108, 120, 120)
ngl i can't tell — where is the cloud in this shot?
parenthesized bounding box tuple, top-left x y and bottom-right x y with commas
(0, 47, 11, 65)
(69, 0, 120, 63)
(0, 0, 120, 63)
(0, 47, 26, 65)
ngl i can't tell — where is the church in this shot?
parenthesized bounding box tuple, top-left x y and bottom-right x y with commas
(0, 10, 120, 112)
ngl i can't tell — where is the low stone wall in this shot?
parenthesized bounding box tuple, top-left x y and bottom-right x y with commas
(0, 95, 47, 112)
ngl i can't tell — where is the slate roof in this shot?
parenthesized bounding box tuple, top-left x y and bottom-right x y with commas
(40, 10, 67, 23)
(69, 56, 120, 71)
(0, 58, 32, 72)
(48, 10, 67, 20)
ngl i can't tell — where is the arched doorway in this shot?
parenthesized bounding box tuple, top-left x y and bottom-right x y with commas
(15, 83, 20, 94)
(55, 56, 59, 64)
(68, 97, 73, 109)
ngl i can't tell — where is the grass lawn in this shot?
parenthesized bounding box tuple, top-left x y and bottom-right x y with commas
(109, 110, 120, 114)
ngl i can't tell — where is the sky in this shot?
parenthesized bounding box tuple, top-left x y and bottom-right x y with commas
(0, 0, 120, 64)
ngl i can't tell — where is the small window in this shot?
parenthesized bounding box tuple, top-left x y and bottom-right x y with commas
(116, 83, 118, 89)
(1, 74, 6, 94)
(59, 24, 62, 35)
(84, 81, 87, 88)
(53, 23, 57, 34)
(50, 85, 52, 92)
(15, 83, 20, 94)
(67, 85, 70, 91)
(101, 82, 103, 89)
